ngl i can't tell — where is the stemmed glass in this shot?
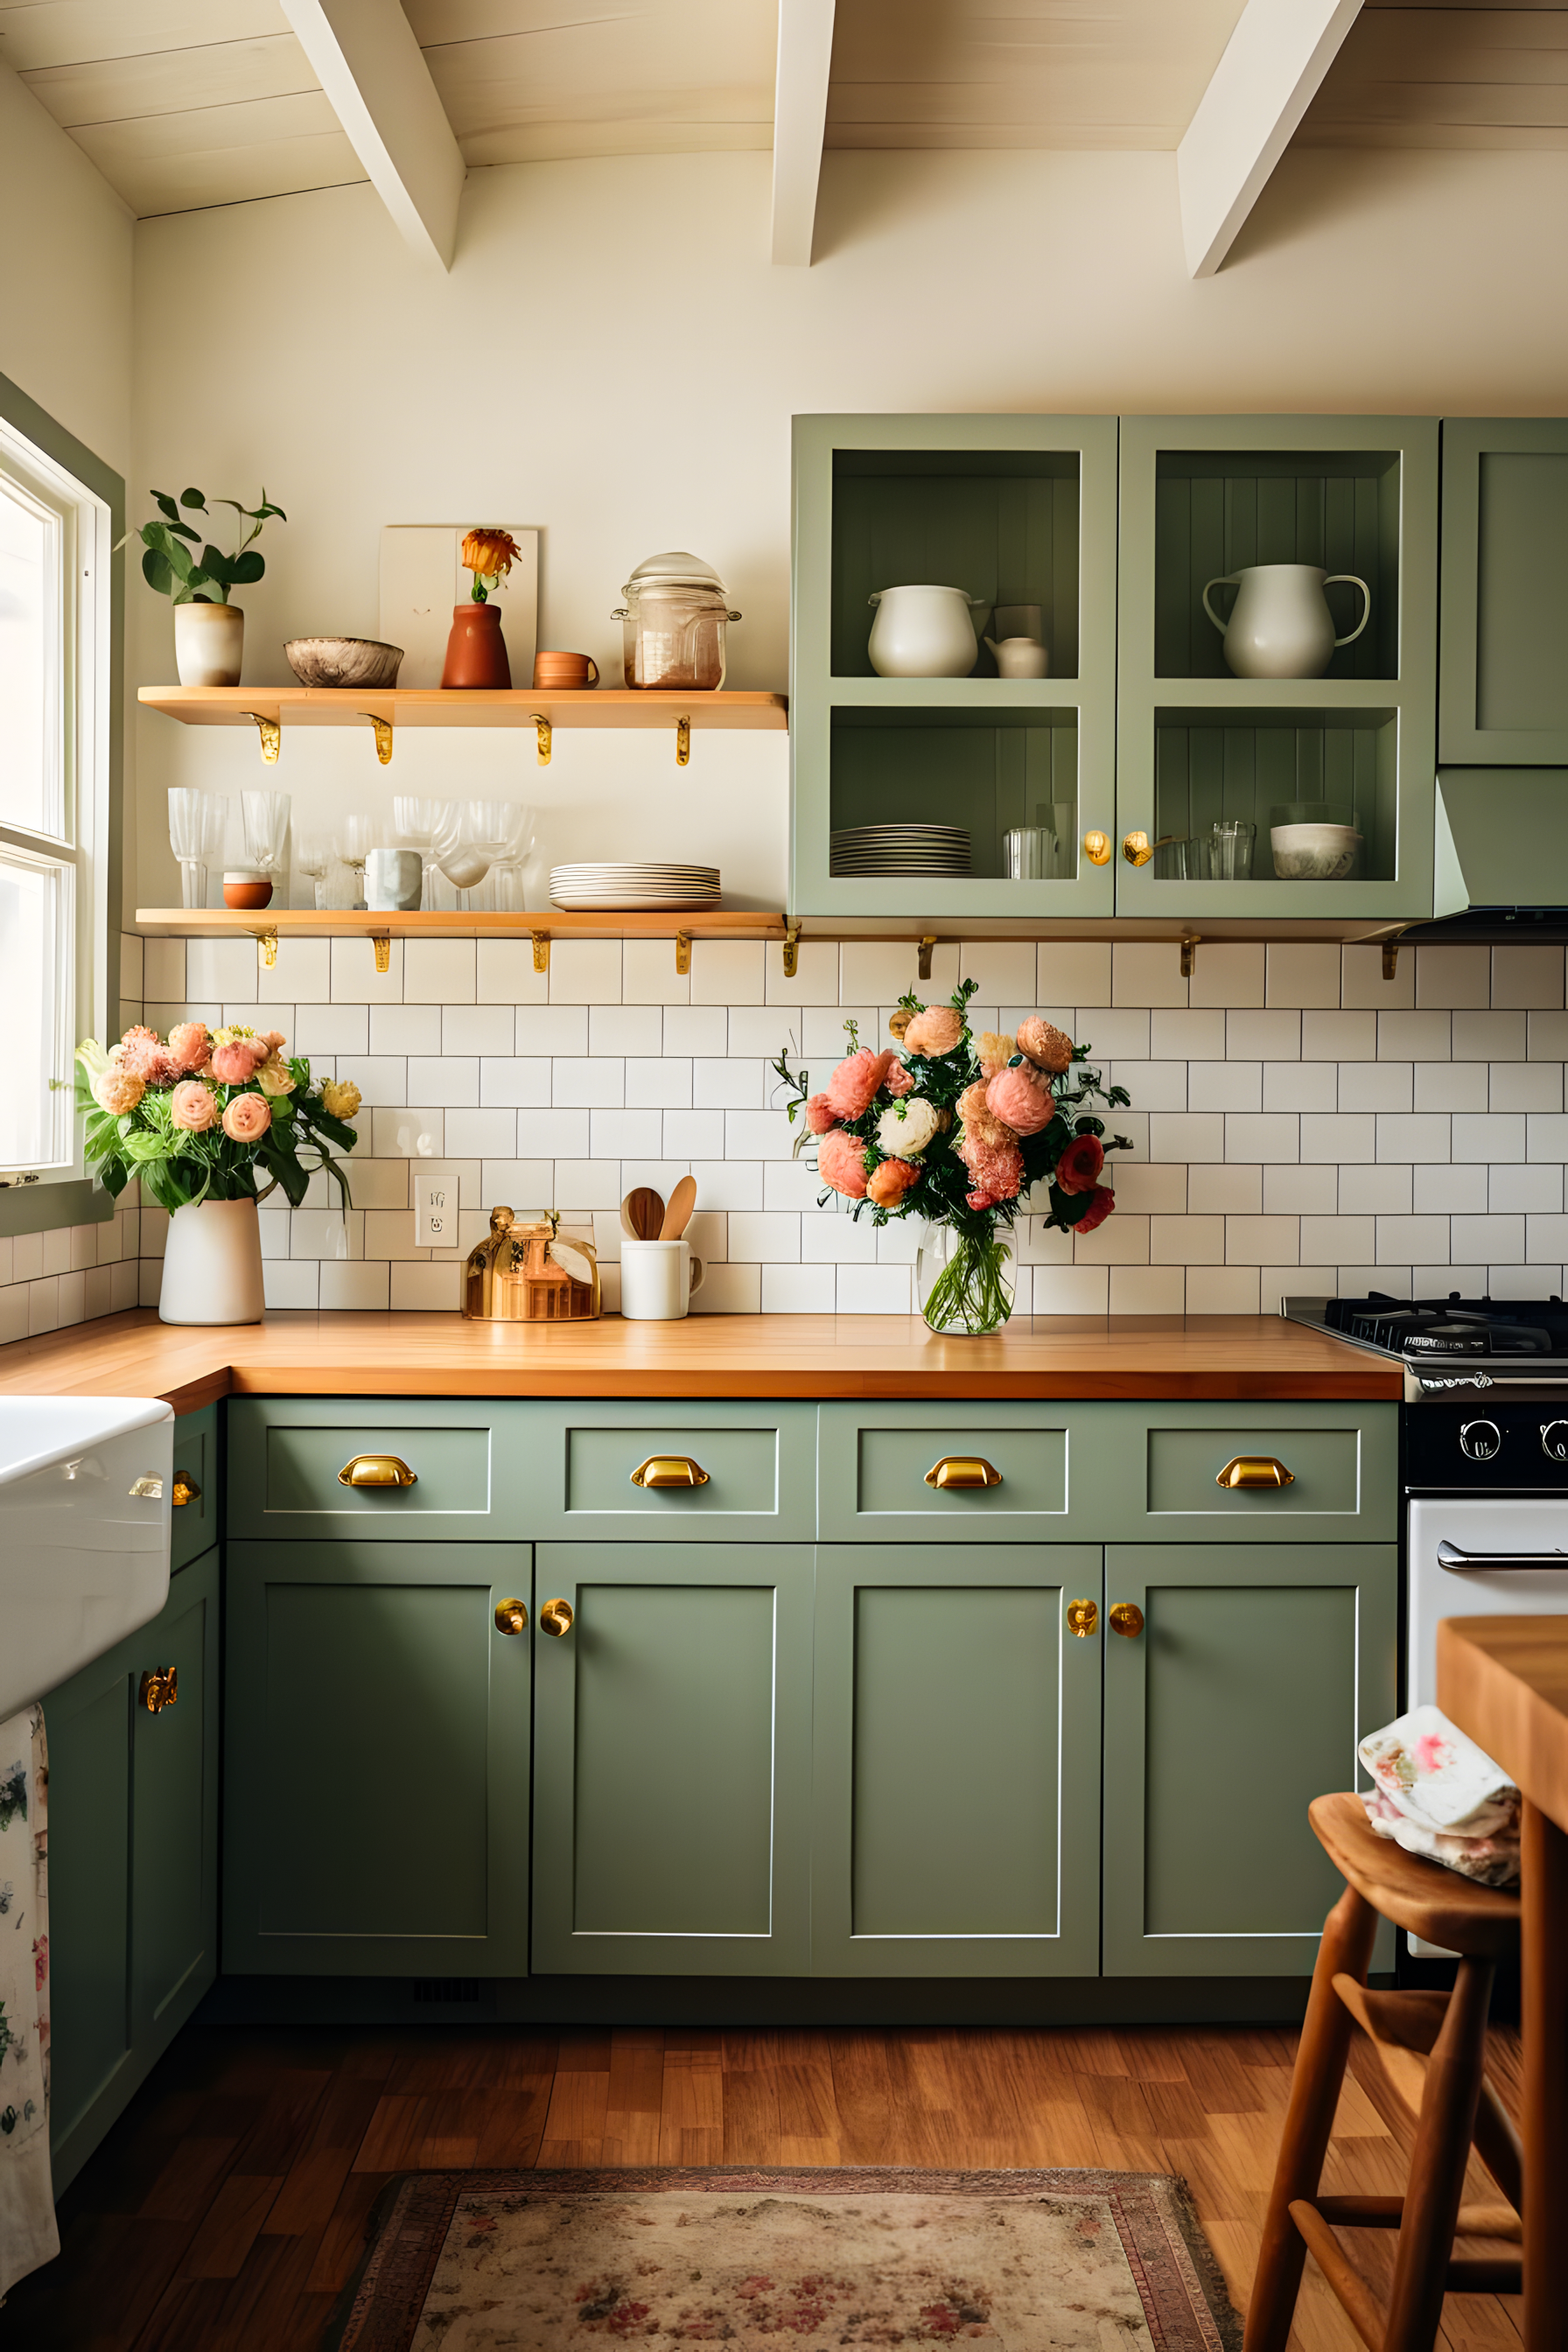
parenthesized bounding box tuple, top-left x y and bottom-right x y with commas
(169, 788, 229, 909)
(485, 803, 537, 911)
(432, 802, 489, 908)
(394, 796, 452, 907)
(334, 815, 377, 911)
(294, 833, 331, 910)
(242, 790, 290, 892)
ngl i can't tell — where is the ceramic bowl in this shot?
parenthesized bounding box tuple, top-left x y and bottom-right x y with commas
(222, 869, 272, 910)
(1270, 822, 1362, 881)
(284, 636, 404, 690)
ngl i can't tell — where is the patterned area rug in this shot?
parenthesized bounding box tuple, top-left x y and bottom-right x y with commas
(323, 2166, 1242, 2352)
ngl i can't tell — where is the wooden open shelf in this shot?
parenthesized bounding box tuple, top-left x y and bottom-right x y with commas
(138, 686, 788, 732)
(136, 908, 787, 942)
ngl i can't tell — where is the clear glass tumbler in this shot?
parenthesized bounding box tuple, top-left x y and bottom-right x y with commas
(1209, 820, 1255, 880)
(1004, 826, 1051, 880)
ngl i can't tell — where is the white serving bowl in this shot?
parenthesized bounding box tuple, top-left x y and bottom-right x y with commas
(1270, 822, 1362, 881)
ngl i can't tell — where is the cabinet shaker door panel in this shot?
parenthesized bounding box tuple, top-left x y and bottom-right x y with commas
(1441, 418, 1568, 762)
(811, 1545, 1102, 1976)
(44, 1656, 135, 2170)
(1102, 1543, 1396, 1977)
(531, 1544, 812, 1973)
(224, 1541, 531, 1974)
(132, 1546, 220, 2042)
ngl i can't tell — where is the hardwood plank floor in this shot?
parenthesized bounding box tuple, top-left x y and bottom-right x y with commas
(0, 2019, 1525, 2349)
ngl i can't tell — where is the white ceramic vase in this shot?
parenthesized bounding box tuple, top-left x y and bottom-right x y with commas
(158, 1197, 265, 1325)
(866, 584, 986, 678)
(174, 601, 245, 688)
(1200, 564, 1370, 680)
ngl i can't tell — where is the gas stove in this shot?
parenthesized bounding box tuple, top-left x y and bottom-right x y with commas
(1284, 1292, 1568, 1402)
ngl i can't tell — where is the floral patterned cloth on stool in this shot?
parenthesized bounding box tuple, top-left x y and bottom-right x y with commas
(0, 1705, 56, 2303)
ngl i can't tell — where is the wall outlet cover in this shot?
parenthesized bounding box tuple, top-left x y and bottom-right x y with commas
(412, 1162, 462, 1250)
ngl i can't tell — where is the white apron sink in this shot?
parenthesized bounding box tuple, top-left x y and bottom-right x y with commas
(0, 1396, 175, 1718)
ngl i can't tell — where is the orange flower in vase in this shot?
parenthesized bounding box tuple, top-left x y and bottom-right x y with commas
(443, 527, 522, 689)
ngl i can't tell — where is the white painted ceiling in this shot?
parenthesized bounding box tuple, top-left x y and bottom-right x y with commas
(1, 0, 1565, 220)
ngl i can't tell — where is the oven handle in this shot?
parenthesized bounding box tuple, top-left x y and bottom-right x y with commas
(1437, 1538, 1568, 1572)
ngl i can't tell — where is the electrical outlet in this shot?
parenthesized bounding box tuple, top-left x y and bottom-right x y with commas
(412, 1162, 461, 1250)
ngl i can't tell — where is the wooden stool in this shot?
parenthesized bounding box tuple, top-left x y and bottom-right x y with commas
(1244, 1792, 1523, 2352)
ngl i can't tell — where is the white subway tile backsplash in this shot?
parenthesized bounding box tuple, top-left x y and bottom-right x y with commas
(1340, 1062, 1409, 1113)
(1340, 943, 1413, 1010)
(692, 1263, 761, 1313)
(553, 1058, 626, 1109)
(1227, 1009, 1302, 1060)
(1265, 942, 1340, 1009)
(1416, 944, 1491, 1010)
(1379, 1011, 1451, 1061)
(1189, 1061, 1260, 1112)
(1453, 1214, 1526, 1261)
(1527, 1215, 1568, 1260)
(1265, 1165, 1338, 1214)
(1186, 1265, 1263, 1314)
(1150, 1111, 1225, 1163)
(1113, 942, 1187, 1008)
(1114, 1059, 1190, 1110)
(332, 936, 403, 1002)
(1377, 1114, 1452, 1163)
(628, 1057, 696, 1109)
(1149, 1009, 1226, 1060)
(1264, 1062, 1338, 1113)
(1528, 1115, 1568, 1161)
(591, 1109, 662, 1158)
(762, 1263, 836, 1312)
(1494, 946, 1564, 1009)
(765, 939, 838, 1006)
(1032, 1265, 1110, 1312)
(144, 938, 186, 1002)
(1493, 1164, 1564, 1213)
(1414, 1063, 1488, 1113)
(690, 940, 764, 1007)
(1151, 1214, 1224, 1264)
(1303, 1010, 1376, 1061)
(1492, 1063, 1564, 1112)
(1453, 1010, 1527, 1062)
(1225, 1114, 1299, 1163)
(621, 936, 692, 1006)
(1413, 1163, 1488, 1214)
(1110, 1266, 1186, 1314)
(1452, 1112, 1526, 1163)
(1188, 942, 1264, 1009)
(1039, 941, 1110, 1006)
(297, 1004, 369, 1057)
(1378, 1215, 1452, 1263)
(663, 1110, 726, 1158)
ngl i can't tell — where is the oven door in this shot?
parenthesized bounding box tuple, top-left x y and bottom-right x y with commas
(1408, 1497, 1568, 1715)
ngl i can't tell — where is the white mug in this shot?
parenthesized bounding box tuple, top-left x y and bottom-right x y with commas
(620, 1237, 705, 1320)
(366, 845, 422, 910)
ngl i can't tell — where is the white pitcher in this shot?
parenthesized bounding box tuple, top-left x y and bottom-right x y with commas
(867, 584, 987, 678)
(1201, 564, 1371, 680)
(984, 634, 1049, 679)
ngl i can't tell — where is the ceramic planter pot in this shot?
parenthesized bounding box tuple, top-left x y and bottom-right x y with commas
(441, 601, 511, 690)
(174, 601, 245, 687)
(158, 1197, 265, 1326)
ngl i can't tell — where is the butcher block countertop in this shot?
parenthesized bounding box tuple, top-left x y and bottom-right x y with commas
(0, 1309, 1400, 1414)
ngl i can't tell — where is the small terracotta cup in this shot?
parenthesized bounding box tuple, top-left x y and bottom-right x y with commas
(533, 650, 599, 689)
(223, 869, 272, 911)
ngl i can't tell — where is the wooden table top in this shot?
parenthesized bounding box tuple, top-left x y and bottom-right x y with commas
(1438, 1618, 1568, 1836)
(0, 1308, 1400, 1415)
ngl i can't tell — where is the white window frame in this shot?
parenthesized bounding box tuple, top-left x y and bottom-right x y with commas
(0, 413, 112, 1192)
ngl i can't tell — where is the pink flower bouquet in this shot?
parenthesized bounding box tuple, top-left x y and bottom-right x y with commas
(774, 978, 1132, 1334)
(74, 1022, 360, 1214)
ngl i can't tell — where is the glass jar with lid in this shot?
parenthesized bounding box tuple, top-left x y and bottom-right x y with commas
(612, 551, 741, 690)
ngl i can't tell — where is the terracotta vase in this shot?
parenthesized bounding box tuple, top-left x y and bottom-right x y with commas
(441, 600, 511, 690)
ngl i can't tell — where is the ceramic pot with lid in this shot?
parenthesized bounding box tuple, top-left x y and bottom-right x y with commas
(613, 551, 740, 690)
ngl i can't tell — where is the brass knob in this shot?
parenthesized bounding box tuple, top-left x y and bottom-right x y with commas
(494, 1598, 528, 1635)
(924, 1456, 1003, 1491)
(1216, 1455, 1295, 1489)
(540, 1598, 575, 1637)
(631, 1456, 710, 1488)
(1082, 830, 1111, 867)
(338, 1454, 417, 1488)
(1122, 830, 1152, 866)
(1066, 1599, 1099, 1638)
(1109, 1601, 1145, 1638)
(138, 1667, 178, 1714)
(171, 1474, 200, 1508)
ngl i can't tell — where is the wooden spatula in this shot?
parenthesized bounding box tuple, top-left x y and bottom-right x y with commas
(660, 1174, 697, 1240)
(622, 1186, 666, 1241)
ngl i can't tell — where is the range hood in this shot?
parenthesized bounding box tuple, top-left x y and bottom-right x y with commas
(1404, 769, 1568, 943)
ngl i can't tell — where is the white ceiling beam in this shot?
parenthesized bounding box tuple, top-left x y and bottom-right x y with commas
(278, 0, 464, 270)
(1178, 0, 1364, 279)
(771, 0, 836, 265)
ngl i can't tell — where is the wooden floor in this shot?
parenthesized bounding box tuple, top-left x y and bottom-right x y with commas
(1, 2018, 1526, 2350)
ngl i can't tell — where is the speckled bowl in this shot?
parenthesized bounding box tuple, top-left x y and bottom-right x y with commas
(284, 636, 404, 690)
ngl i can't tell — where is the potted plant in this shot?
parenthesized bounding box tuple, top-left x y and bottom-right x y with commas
(75, 1022, 359, 1325)
(775, 978, 1134, 1335)
(133, 487, 285, 687)
(442, 528, 522, 688)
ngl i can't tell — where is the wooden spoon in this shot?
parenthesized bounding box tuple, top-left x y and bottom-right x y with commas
(660, 1174, 697, 1241)
(622, 1186, 666, 1242)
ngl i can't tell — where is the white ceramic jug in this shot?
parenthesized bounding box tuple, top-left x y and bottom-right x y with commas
(1201, 564, 1371, 680)
(984, 634, 1049, 679)
(867, 584, 986, 678)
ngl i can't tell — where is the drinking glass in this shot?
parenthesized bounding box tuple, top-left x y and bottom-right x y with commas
(1004, 826, 1051, 880)
(1210, 819, 1255, 880)
(242, 789, 290, 885)
(334, 815, 377, 910)
(294, 832, 331, 911)
(394, 796, 451, 905)
(168, 788, 207, 908)
(486, 803, 537, 911)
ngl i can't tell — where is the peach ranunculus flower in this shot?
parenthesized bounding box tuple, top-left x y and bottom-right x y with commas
(257, 1030, 287, 1052)
(901, 1004, 964, 1058)
(867, 1157, 919, 1208)
(115, 1025, 172, 1083)
(256, 1054, 297, 1097)
(822, 1047, 894, 1121)
(211, 1039, 263, 1085)
(1016, 1016, 1074, 1074)
(803, 1093, 837, 1135)
(986, 1063, 1056, 1136)
(883, 1060, 916, 1097)
(93, 1068, 144, 1116)
(221, 1092, 271, 1144)
(976, 1031, 1016, 1079)
(816, 1128, 870, 1200)
(169, 1079, 218, 1132)
(320, 1079, 361, 1122)
(166, 1022, 212, 1075)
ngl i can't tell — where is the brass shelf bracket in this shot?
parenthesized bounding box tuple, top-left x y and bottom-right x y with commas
(531, 713, 551, 765)
(1180, 934, 1200, 980)
(674, 929, 691, 976)
(241, 712, 281, 764)
(781, 921, 801, 979)
(1382, 929, 1410, 982)
(361, 713, 393, 765)
(676, 717, 691, 766)
(531, 930, 550, 974)
(918, 935, 937, 982)
(256, 928, 279, 970)
(372, 934, 391, 975)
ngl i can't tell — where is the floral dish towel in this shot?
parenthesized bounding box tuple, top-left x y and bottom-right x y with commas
(0, 1705, 57, 2303)
(1359, 1704, 1521, 1887)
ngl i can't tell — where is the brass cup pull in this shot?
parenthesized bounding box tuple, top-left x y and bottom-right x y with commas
(1216, 1455, 1295, 1490)
(631, 1455, 710, 1489)
(338, 1454, 417, 1488)
(139, 1667, 178, 1714)
(494, 1598, 528, 1635)
(1109, 1601, 1145, 1638)
(171, 1474, 200, 1508)
(540, 1598, 575, 1637)
(925, 1456, 1003, 1491)
(1066, 1598, 1099, 1638)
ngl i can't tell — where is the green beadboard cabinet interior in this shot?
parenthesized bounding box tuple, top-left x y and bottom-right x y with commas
(1440, 416, 1568, 765)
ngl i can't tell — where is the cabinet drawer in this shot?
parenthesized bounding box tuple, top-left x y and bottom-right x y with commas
(521, 1402, 816, 1541)
(818, 1403, 1072, 1541)
(226, 1398, 530, 1539)
(1084, 1403, 1398, 1543)
(171, 1404, 219, 1572)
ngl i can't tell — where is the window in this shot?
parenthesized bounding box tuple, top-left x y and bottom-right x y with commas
(0, 413, 111, 1184)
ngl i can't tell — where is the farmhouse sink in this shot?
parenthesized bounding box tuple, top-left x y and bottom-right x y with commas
(0, 1396, 175, 1718)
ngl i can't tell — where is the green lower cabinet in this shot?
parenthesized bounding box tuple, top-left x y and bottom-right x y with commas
(531, 1544, 813, 1974)
(812, 1545, 1103, 1976)
(46, 1543, 220, 2192)
(223, 1540, 531, 1975)
(1101, 1543, 1397, 1977)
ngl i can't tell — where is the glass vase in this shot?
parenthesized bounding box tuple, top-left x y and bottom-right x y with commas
(914, 1221, 1015, 1337)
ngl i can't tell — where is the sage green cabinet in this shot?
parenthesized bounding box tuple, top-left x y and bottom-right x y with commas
(45, 1543, 219, 2192)
(170, 1401, 219, 1572)
(531, 1543, 813, 1974)
(519, 1400, 816, 1542)
(223, 1539, 531, 1975)
(1101, 1543, 1396, 1978)
(1440, 417, 1568, 764)
(810, 1545, 1102, 1976)
(226, 1397, 534, 1542)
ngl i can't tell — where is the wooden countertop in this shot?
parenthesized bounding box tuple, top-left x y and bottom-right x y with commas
(1438, 1617, 1568, 1834)
(0, 1309, 1400, 1414)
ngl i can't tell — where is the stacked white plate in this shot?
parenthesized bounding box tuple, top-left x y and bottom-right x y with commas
(550, 862, 721, 911)
(830, 824, 971, 877)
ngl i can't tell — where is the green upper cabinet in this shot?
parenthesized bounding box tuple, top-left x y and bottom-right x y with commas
(1116, 416, 1439, 923)
(1439, 417, 1568, 765)
(791, 414, 1120, 920)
